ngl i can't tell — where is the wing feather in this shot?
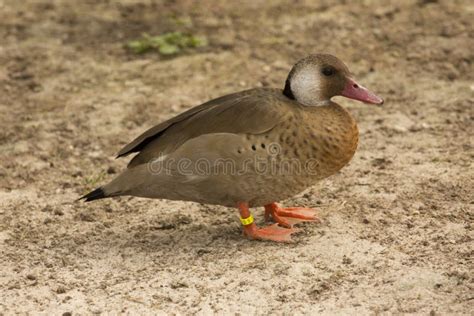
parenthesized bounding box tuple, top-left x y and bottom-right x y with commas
(117, 88, 290, 168)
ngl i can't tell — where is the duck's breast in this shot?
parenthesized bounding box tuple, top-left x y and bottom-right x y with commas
(297, 103, 359, 180)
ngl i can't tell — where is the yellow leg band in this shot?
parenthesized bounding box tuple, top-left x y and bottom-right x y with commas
(240, 214, 254, 226)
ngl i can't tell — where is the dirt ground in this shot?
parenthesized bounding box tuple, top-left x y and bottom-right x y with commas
(0, 0, 473, 314)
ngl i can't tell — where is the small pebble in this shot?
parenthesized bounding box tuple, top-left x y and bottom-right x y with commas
(57, 286, 67, 294)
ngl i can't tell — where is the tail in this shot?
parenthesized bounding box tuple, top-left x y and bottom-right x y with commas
(78, 166, 147, 202)
(79, 187, 107, 202)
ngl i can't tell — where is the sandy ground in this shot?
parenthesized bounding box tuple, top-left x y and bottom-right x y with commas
(0, 0, 473, 314)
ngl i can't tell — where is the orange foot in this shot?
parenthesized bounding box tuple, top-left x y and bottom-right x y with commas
(264, 202, 320, 228)
(243, 223, 298, 242)
(238, 202, 298, 242)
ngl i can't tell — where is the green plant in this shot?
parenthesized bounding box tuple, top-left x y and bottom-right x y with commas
(127, 32, 207, 55)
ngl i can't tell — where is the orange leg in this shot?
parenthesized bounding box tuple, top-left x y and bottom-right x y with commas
(264, 202, 320, 228)
(238, 202, 298, 242)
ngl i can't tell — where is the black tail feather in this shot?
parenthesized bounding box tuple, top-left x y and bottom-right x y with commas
(79, 187, 106, 202)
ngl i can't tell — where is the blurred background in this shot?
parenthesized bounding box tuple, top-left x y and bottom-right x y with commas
(0, 0, 472, 314)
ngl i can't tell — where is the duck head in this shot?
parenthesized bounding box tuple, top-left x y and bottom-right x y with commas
(283, 54, 384, 106)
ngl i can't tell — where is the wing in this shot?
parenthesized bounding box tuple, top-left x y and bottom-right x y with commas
(117, 88, 291, 168)
(116, 90, 241, 158)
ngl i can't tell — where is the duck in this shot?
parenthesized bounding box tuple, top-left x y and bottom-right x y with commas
(80, 53, 383, 242)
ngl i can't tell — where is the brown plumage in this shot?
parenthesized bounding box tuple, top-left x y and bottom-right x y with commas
(81, 53, 383, 242)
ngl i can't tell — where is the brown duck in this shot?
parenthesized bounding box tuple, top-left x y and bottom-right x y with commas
(81, 54, 383, 242)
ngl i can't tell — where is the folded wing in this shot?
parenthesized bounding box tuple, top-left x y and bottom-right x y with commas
(117, 88, 289, 168)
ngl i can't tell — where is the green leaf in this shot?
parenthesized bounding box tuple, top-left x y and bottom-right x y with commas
(126, 31, 207, 56)
(158, 43, 180, 55)
(127, 41, 151, 54)
(188, 36, 207, 47)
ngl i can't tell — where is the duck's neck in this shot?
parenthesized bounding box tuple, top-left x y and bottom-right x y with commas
(306, 99, 331, 106)
(283, 78, 330, 107)
(283, 77, 295, 99)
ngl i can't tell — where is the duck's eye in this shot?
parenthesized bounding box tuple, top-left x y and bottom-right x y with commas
(321, 66, 336, 77)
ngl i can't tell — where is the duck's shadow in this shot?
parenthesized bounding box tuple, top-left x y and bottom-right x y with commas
(64, 200, 314, 257)
(81, 216, 308, 258)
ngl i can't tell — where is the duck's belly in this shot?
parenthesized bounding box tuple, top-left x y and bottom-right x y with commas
(242, 117, 359, 206)
(134, 117, 358, 207)
(192, 131, 357, 207)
